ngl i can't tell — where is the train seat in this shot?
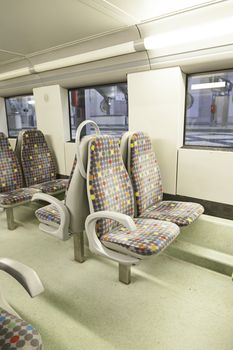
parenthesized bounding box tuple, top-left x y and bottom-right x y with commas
(121, 131, 204, 226)
(32, 121, 100, 262)
(85, 135, 180, 284)
(0, 132, 40, 230)
(0, 258, 44, 349)
(33, 156, 78, 232)
(16, 130, 68, 195)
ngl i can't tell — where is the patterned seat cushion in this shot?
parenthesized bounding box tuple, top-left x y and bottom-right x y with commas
(0, 307, 42, 349)
(34, 156, 77, 227)
(101, 218, 179, 256)
(0, 188, 40, 207)
(87, 136, 134, 237)
(35, 204, 60, 226)
(139, 201, 204, 226)
(0, 132, 24, 193)
(129, 131, 163, 215)
(20, 130, 58, 187)
(30, 179, 68, 194)
(129, 132, 204, 225)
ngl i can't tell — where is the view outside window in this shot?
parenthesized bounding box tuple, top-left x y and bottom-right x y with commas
(184, 70, 233, 148)
(69, 83, 128, 140)
(5, 95, 37, 137)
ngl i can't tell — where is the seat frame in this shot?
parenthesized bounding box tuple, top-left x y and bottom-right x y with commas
(32, 120, 101, 263)
(84, 134, 180, 284)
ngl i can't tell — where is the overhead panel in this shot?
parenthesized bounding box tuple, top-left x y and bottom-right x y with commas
(0, 0, 129, 56)
(78, 0, 138, 24)
(104, 0, 221, 22)
(138, 0, 233, 71)
(0, 51, 22, 65)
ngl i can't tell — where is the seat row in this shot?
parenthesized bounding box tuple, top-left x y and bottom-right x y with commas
(0, 130, 68, 229)
(0, 121, 204, 349)
(34, 120, 204, 284)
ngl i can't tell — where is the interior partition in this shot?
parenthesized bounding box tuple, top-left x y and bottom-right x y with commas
(128, 67, 186, 194)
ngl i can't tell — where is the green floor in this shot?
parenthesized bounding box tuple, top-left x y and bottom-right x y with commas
(0, 206, 233, 350)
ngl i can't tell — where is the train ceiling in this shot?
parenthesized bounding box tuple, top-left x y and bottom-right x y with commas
(0, 0, 222, 67)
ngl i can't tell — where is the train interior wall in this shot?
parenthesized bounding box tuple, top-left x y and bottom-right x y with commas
(1, 1, 233, 349)
(2, 66, 233, 206)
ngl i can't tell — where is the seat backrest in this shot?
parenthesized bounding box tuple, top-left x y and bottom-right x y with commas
(124, 131, 163, 216)
(65, 121, 101, 234)
(19, 129, 57, 186)
(87, 135, 134, 237)
(0, 132, 24, 193)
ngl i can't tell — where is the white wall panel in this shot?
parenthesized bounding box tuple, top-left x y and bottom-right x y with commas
(177, 148, 233, 205)
(33, 85, 69, 175)
(0, 97, 7, 135)
(65, 142, 76, 175)
(128, 67, 186, 194)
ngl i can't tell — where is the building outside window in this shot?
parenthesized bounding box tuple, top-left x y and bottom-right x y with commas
(184, 70, 233, 148)
(69, 83, 128, 140)
(5, 95, 37, 137)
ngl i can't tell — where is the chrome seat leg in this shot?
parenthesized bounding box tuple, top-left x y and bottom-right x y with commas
(119, 263, 131, 284)
(73, 231, 85, 263)
(6, 208, 17, 230)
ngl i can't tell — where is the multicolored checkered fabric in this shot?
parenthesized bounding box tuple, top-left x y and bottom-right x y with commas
(0, 307, 42, 349)
(87, 136, 134, 237)
(129, 132, 163, 216)
(34, 156, 77, 226)
(0, 132, 24, 193)
(0, 188, 39, 207)
(35, 204, 60, 225)
(29, 179, 68, 194)
(101, 218, 179, 256)
(129, 132, 204, 226)
(140, 201, 204, 226)
(20, 130, 57, 187)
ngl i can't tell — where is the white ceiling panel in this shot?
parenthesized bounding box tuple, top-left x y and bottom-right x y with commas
(0, 51, 21, 65)
(0, 0, 128, 56)
(103, 0, 223, 21)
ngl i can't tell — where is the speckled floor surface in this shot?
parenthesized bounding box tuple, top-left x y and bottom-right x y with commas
(0, 205, 233, 350)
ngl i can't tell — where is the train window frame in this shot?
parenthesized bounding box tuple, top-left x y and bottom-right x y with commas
(68, 82, 128, 141)
(5, 94, 37, 138)
(183, 68, 233, 151)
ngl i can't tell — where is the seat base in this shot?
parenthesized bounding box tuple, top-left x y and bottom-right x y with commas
(101, 218, 180, 257)
(0, 188, 39, 208)
(30, 179, 68, 194)
(139, 201, 204, 226)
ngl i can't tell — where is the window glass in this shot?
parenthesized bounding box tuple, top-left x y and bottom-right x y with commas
(69, 83, 128, 140)
(5, 95, 37, 137)
(184, 70, 233, 148)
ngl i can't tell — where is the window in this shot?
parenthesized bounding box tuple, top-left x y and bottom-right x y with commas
(5, 95, 37, 137)
(69, 83, 128, 140)
(184, 70, 233, 148)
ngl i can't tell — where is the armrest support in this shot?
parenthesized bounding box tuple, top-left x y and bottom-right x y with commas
(85, 211, 139, 265)
(32, 193, 70, 241)
(0, 258, 44, 297)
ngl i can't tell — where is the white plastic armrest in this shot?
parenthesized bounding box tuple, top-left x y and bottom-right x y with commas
(32, 193, 70, 241)
(85, 211, 139, 265)
(0, 258, 44, 297)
